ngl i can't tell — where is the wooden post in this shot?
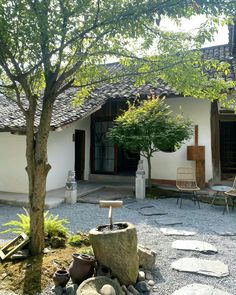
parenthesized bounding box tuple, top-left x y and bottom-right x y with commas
(187, 125, 205, 188)
(195, 125, 198, 146)
(211, 101, 221, 182)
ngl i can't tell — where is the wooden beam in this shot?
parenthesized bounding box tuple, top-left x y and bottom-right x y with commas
(211, 101, 221, 182)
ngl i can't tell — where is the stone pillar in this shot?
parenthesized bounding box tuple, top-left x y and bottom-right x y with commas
(65, 170, 77, 204)
(89, 222, 139, 286)
(135, 160, 146, 200)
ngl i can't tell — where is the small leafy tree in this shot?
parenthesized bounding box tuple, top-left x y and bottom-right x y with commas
(108, 97, 193, 188)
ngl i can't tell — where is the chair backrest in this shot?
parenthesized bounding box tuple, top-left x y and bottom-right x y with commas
(232, 177, 236, 190)
(176, 166, 197, 189)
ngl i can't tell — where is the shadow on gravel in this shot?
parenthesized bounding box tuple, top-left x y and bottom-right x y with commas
(23, 254, 43, 295)
(153, 268, 165, 283)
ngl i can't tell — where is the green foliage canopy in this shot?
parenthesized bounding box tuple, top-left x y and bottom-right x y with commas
(0, 0, 236, 105)
(108, 97, 193, 157)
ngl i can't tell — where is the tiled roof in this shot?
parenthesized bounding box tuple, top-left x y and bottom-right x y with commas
(0, 44, 235, 131)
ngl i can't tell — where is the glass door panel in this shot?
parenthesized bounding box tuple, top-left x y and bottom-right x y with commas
(94, 121, 115, 173)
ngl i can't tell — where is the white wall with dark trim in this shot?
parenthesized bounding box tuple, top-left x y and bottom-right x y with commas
(142, 97, 212, 182)
(0, 115, 91, 194)
(0, 132, 28, 193)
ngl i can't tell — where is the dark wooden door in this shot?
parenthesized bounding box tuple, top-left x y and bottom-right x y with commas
(220, 121, 236, 178)
(75, 130, 85, 180)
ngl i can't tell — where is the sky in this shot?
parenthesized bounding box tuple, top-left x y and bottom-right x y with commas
(161, 15, 229, 47)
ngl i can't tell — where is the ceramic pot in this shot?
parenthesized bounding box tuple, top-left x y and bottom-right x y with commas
(69, 253, 95, 284)
(53, 269, 70, 287)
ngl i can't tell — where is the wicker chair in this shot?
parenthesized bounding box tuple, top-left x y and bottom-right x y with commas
(176, 166, 200, 208)
(224, 177, 236, 214)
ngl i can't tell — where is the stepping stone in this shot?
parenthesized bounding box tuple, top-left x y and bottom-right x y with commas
(160, 227, 197, 236)
(125, 203, 154, 210)
(172, 240, 217, 254)
(172, 284, 232, 295)
(138, 207, 168, 216)
(215, 230, 236, 236)
(155, 219, 182, 226)
(171, 257, 229, 278)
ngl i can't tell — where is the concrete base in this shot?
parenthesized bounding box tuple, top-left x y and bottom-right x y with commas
(0, 188, 65, 209)
(65, 190, 77, 204)
(89, 174, 135, 184)
(136, 177, 146, 200)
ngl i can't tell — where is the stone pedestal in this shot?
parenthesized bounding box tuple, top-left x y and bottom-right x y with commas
(135, 160, 145, 200)
(65, 171, 77, 204)
(89, 222, 139, 285)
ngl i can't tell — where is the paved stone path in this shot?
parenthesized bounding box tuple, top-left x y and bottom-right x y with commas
(155, 218, 183, 226)
(126, 199, 233, 294)
(171, 257, 229, 278)
(171, 240, 217, 254)
(157, 210, 230, 293)
(172, 284, 232, 295)
(160, 227, 197, 236)
(138, 207, 168, 216)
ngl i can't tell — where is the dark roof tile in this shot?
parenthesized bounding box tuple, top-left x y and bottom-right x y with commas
(0, 44, 235, 131)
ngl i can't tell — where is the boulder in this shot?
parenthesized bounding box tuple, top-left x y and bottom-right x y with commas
(100, 284, 116, 295)
(138, 245, 156, 270)
(89, 222, 139, 285)
(138, 271, 145, 281)
(135, 281, 151, 292)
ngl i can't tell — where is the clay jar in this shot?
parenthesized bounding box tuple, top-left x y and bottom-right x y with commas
(69, 253, 95, 284)
(53, 269, 70, 287)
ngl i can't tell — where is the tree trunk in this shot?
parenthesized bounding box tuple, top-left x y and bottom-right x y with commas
(147, 156, 152, 189)
(25, 97, 53, 255)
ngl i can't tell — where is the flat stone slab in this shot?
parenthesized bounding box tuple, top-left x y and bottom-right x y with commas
(171, 258, 229, 277)
(160, 227, 197, 236)
(172, 240, 217, 254)
(125, 203, 155, 210)
(172, 284, 232, 295)
(138, 207, 168, 216)
(155, 219, 183, 226)
(215, 230, 236, 236)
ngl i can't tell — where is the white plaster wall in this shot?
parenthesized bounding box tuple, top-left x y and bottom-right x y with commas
(47, 116, 91, 191)
(0, 132, 28, 193)
(142, 97, 212, 182)
(0, 116, 91, 193)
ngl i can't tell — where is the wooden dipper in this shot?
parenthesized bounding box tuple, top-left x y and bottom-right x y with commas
(99, 200, 123, 229)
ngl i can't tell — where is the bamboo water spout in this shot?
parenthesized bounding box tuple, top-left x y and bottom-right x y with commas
(99, 200, 123, 229)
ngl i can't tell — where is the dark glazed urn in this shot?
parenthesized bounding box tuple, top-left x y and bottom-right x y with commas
(69, 253, 95, 284)
(52, 269, 70, 287)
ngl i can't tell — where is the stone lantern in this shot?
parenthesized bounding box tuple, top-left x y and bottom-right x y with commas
(135, 160, 146, 200)
(65, 170, 77, 204)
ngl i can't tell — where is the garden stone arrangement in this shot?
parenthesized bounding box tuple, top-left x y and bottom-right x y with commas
(1, 198, 236, 294)
(50, 236, 156, 295)
(50, 200, 157, 295)
(124, 201, 233, 295)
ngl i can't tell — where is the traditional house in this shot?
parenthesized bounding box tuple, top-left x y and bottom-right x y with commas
(0, 29, 236, 194)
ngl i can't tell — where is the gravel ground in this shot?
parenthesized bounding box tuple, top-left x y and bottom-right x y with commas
(0, 198, 236, 294)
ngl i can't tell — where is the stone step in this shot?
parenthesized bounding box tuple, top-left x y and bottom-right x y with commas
(172, 283, 232, 295)
(172, 240, 217, 254)
(160, 227, 197, 236)
(171, 257, 229, 278)
(89, 174, 135, 184)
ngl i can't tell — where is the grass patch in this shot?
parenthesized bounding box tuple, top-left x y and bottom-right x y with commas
(0, 243, 92, 295)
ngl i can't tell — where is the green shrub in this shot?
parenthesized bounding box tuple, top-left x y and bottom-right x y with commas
(68, 232, 90, 247)
(0, 208, 69, 238)
(80, 246, 94, 256)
